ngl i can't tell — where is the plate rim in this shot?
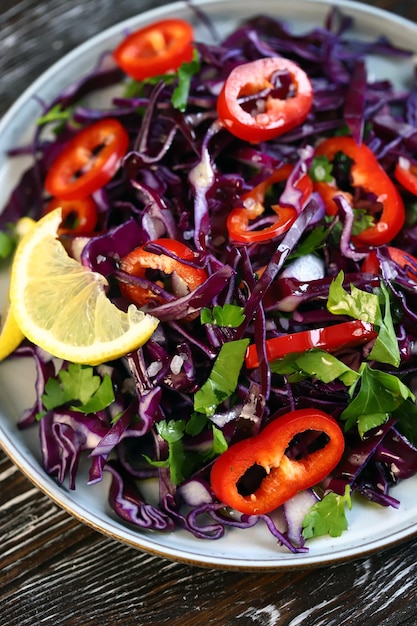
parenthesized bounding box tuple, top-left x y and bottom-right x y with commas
(2, 0, 417, 570)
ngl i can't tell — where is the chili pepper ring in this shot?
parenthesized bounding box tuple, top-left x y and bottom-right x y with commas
(210, 409, 345, 516)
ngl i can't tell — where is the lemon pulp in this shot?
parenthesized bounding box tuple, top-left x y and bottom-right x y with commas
(9, 209, 159, 365)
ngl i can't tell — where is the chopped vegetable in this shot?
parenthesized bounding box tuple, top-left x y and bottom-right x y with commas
(226, 164, 311, 243)
(200, 304, 245, 327)
(362, 246, 417, 283)
(210, 408, 345, 515)
(113, 19, 195, 81)
(44, 118, 129, 200)
(217, 57, 313, 143)
(42, 196, 98, 235)
(302, 485, 352, 539)
(193, 339, 250, 417)
(245, 320, 377, 369)
(39, 363, 114, 417)
(313, 136, 405, 246)
(394, 157, 417, 195)
(119, 238, 208, 308)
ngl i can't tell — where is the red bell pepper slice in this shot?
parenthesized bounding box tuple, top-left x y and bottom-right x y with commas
(210, 408, 345, 515)
(44, 119, 129, 201)
(43, 196, 98, 235)
(119, 238, 207, 307)
(313, 137, 405, 246)
(394, 157, 417, 195)
(113, 19, 194, 81)
(362, 246, 417, 283)
(245, 319, 377, 369)
(217, 57, 313, 143)
(227, 164, 312, 243)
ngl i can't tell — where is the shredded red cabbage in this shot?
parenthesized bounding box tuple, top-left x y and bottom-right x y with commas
(4, 7, 417, 553)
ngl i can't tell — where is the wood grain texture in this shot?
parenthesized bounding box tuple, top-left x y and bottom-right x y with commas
(2, 1, 417, 625)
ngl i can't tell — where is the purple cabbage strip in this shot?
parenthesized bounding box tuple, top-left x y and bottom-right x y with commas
(105, 460, 176, 531)
(39, 409, 109, 490)
(14, 345, 56, 428)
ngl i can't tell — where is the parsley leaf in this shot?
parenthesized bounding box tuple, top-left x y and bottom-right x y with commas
(185, 412, 209, 436)
(123, 51, 200, 112)
(327, 271, 400, 367)
(287, 225, 328, 260)
(341, 363, 415, 436)
(368, 281, 400, 367)
(200, 304, 245, 328)
(351, 208, 375, 235)
(40, 363, 115, 416)
(146, 420, 227, 486)
(302, 485, 352, 539)
(171, 50, 200, 112)
(124, 73, 177, 101)
(193, 339, 250, 417)
(271, 349, 359, 387)
(392, 399, 417, 444)
(209, 425, 228, 457)
(37, 103, 71, 126)
(148, 419, 187, 486)
(327, 270, 381, 323)
(37, 104, 74, 135)
(308, 155, 333, 182)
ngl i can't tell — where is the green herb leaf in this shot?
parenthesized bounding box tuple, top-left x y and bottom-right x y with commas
(185, 412, 209, 436)
(40, 363, 115, 415)
(392, 399, 417, 444)
(206, 425, 228, 458)
(171, 50, 200, 112)
(327, 271, 381, 324)
(302, 485, 352, 539)
(308, 155, 333, 182)
(147, 419, 227, 486)
(271, 349, 359, 387)
(200, 304, 245, 328)
(153, 419, 187, 485)
(76, 373, 115, 414)
(0, 229, 16, 259)
(37, 104, 74, 135)
(157, 419, 187, 443)
(327, 272, 400, 367)
(368, 282, 400, 367)
(287, 225, 328, 260)
(340, 363, 415, 436)
(351, 208, 375, 235)
(193, 339, 250, 417)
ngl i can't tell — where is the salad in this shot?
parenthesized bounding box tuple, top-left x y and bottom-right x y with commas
(2, 4, 417, 555)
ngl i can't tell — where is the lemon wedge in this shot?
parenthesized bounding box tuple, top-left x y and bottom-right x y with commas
(0, 217, 36, 361)
(9, 208, 159, 365)
(0, 306, 25, 361)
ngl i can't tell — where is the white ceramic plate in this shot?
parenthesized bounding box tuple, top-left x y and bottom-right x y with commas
(1, 0, 417, 570)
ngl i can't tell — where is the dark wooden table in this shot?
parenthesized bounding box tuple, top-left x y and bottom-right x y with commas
(2, 1, 417, 624)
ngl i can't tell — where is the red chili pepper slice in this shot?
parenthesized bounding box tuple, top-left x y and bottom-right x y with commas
(119, 238, 208, 307)
(210, 408, 345, 515)
(362, 246, 417, 282)
(394, 157, 417, 195)
(217, 57, 313, 143)
(44, 119, 129, 201)
(227, 164, 312, 243)
(313, 136, 405, 246)
(43, 197, 98, 235)
(113, 19, 194, 81)
(245, 320, 377, 369)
